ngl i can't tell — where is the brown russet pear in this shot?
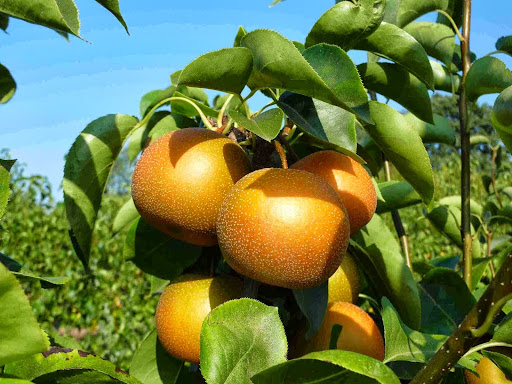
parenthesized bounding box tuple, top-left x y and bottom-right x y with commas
(155, 274, 242, 364)
(291, 150, 377, 235)
(131, 128, 251, 246)
(216, 168, 350, 289)
(328, 253, 360, 304)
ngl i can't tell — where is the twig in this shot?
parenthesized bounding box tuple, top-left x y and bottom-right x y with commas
(274, 140, 288, 169)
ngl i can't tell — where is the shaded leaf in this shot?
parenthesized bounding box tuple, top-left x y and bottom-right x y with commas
(355, 22, 434, 89)
(95, 0, 128, 33)
(293, 281, 328, 339)
(365, 101, 434, 205)
(170, 91, 218, 119)
(3, 349, 140, 384)
(200, 298, 287, 384)
(358, 63, 434, 124)
(438, 195, 484, 217)
(149, 113, 195, 140)
(252, 350, 401, 384)
(0, 159, 15, 219)
(228, 108, 283, 141)
(351, 214, 421, 330)
(376, 181, 422, 214)
(483, 351, 512, 381)
(139, 87, 176, 118)
(0, 64, 16, 104)
(63, 114, 139, 268)
(0, 264, 49, 366)
(112, 198, 139, 234)
(178, 48, 253, 94)
(0, 0, 80, 37)
(0, 13, 9, 32)
(123, 218, 200, 281)
(305, 0, 386, 50)
(496, 36, 512, 55)
(0, 252, 22, 272)
(276, 92, 358, 157)
(240, 30, 370, 122)
(431, 60, 460, 92)
(403, 21, 455, 67)
(466, 57, 512, 102)
(130, 329, 183, 384)
(403, 113, 456, 145)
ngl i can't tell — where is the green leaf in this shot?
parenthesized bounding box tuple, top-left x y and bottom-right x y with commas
(365, 101, 435, 205)
(466, 57, 512, 102)
(381, 298, 449, 364)
(492, 111, 512, 154)
(148, 112, 195, 141)
(351, 214, 421, 330)
(0, 264, 49, 366)
(94, 0, 128, 34)
(200, 298, 287, 384)
(376, 181, 422, 214)
(178, 48, 253, 94)
(113, 198, 139, 234)
(233, 26, 247, 47)
(431, 60, 460, 92)
(420, 268, 475, 335)
(426, 205, 482, 257)
(436, 0, 462, 29)
(396, 0, 449, 27)
(3, 349, 141, 384)
(123, 218, 200, 280)
(492, 84, 512, 132)
(496, 36, 512, 55)
(170, 91, 218, 119)
(170, 70, 181, 85)
(305, 0, 386, 50)
(451, 44, 477, 73)
(0, 379, 34, 384)
(438, 195, 484, 217)
(358, 63, 434, 124)
(228, 108, 283, 141)
(240, 30, 371, 122)
(470, 135, 491, 146)
(139, 86, 176, 117)
(0, 0, 80, 37)
(355, 22, 434, 89)
(482, 351, 512, 380)
(403, 113, 456, 145)
(127, 126, 148, 163)
(276, 92, 358, 157)
(252, 350, 401, 384)
(403, 22, 455, 68)
(293, 281, 328, 339)
(150, 276, 169, 294)
(12, 269, 69, 288)
(0, 13, 9, 32)
(0, 64, 16, 104)
(130, 329, 183, 384)
(0, 252, 22, 272)
(63, 114, 139, 269)
(0, 159, 15, 219)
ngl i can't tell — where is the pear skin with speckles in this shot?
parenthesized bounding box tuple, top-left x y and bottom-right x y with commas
(465, 357, 512, 384)
(328, 253, 360, 304)
(131, 128, 251, 246)
(216, 168, 350, 289)
(291, 150, 377, 235)
(155, 274, 242, 364)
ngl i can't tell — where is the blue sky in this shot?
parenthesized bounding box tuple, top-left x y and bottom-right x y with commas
(1, 0, 511, 194)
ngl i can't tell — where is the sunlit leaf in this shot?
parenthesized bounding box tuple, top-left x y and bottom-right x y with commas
(466, 57, 512, 102)
(113, 198, 139, 234)
(228, 108, 283, 141)
(431, 60, 460, 92)
(95, 0, 128, 33)
(376, 181, 422, 214)
(0, 159, 15, 219)
(403, 113, 456, 145)
(0, 64, 16, 104)
(396, 0, 449, 27)
(403, 22, 455, 67)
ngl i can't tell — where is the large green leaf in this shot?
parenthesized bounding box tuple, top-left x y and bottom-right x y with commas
(124, 218, 201, 280)
(436, 0, 462, 29)
(3, 349, 141, 384)
(94, 0, 128, 33)
(112, 198, 139, 234)
(403, 112, 456, 145)
(169, 91, 218, 119)
(355, 22, 434, 89)
(293, 282, 328, 339)
(0, 64, 16, 104)
(200, 298, 287, 384)
(0, 159, 15, 219)
(376, 181, 422, 214)
(426, 205, 482, 257)
(63, 114, 139, 268)
(437, 196, 484, 217)
(129, 329, 183, 384)
(496, 36, 512, 56)
(403, 22, 455, 67)
(305, 0, 386, 50)
(0, 0, 80, 37)
(466, 57, 512, 102)
(396, 0, 449, 27)
(276, 92, 358, 157)
(252, 350, 401, 384)
(365, 101, 435, 205)
(228, 108, 283, 141)
(430, 60, 460, 92)
(240, 31, 370, 122)
(178, 48, 253, 94)
(0, 264, 49, 366)
(351, 214, 421, 330)
(420, 268, 475, 335)
(139, 86, 176, 117)
(358, 63, 434, 124)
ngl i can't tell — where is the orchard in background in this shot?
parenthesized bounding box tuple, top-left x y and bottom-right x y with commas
(1, 0, 512, 384)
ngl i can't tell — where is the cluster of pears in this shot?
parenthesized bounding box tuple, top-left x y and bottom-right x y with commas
(131, 127, 383, 364)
